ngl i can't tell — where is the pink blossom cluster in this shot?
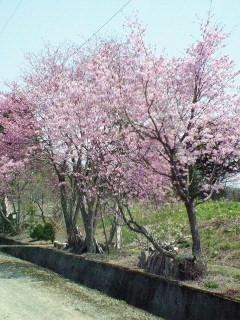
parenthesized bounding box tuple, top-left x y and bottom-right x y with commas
(6, 17, 240, 205)
(0, 89, 36, 191)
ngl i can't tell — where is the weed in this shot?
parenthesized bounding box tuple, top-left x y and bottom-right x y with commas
(204, 281, 219, 289)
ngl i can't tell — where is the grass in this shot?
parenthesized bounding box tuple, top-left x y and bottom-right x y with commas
(96, 200, 240, 259)
(204, 281, 219, 289)
(187, 263, 240, 301)
(94, 200, 240, 300)
(100, 200, 240, 268)
(11, 199, 240, 301)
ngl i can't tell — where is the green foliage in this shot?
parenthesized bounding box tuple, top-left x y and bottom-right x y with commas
(30, 222, 55, 243)
(204, 281, 219, 289)
(26, 202, 38, 228)
(0, 214, 15, 234)
(42, 222, 55, 243)
(30, 224, 44, 240)
(99, 201, 240, 265)
(234, 274, 240, 281)
(176, 237, 191, 248)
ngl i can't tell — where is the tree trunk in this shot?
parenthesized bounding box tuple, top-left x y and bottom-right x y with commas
(115, 210, 122, 249)
(185, 200, 201, 258)
(0, 197, 16, 234)
(100, 207, 109, 254)
(16, 196, 21, 232)
(58, 183, 82, 249)
(83, 215, 96, 253)
(116, 224, 122, 249)
(108, 216, 117, 247)
(66, 221, 81, 248)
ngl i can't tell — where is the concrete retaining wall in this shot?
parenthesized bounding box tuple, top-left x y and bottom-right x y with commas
(0, 243, 239, 320)
(0, 237, 26, 246)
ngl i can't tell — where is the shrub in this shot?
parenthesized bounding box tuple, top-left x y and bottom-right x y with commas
(30, 222, 55, 243)
(30, 224, 44, 240)
(42, 222, 55, 243)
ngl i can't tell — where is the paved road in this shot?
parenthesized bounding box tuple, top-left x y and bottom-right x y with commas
(0, 252, 161, 320)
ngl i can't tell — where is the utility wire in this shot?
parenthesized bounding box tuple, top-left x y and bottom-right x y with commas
(0, 0, 23, 37)
(79, 0, 132, 50)
(0, 0, 131, 43)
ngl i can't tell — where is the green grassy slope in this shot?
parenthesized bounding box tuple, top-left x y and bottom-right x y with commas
(94, 200, 240, 300)
(116, 201, 240, 268)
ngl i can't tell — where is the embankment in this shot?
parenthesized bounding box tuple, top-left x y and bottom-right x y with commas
(0, 239, 239, 320)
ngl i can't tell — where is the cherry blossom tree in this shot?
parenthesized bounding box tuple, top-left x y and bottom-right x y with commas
(109, 18, 240, 259)
(103, 137, 172, 254)
(0, 89, 36, 232)
(81, 41, 173, 252)
(21, 45, 128, 252)
(11, 15, 240, 262)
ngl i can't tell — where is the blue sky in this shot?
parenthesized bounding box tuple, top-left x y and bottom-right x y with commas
(0, 0, 239, 89)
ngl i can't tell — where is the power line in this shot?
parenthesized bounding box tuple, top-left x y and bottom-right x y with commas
(0, 0, 132, 43)
(79, 0, 132, 50)
(0, 0, 23, 37)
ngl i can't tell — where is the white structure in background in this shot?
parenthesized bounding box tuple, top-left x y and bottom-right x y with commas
(225, 174, 240, 188)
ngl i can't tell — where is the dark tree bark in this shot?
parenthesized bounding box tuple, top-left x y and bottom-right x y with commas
(107, 215, 117, 247)
(118, 201, 175, 258)
(0, 196, 16, 233)
(53, 158, 101, 253)
(84, 221, 96, 253)
(100, 204, 109, 254)
(185, 200, 201, 258)
(55, 166, 82, 249)
(34, 193, 46, 224)
(80, 198, 99, 253)
(66, 222, 81, 247)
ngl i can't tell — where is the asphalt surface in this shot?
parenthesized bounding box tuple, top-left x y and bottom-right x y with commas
(0, 251, 161, 320)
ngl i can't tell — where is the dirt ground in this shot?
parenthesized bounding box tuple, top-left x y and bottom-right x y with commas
(0, 252, 161, 320)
